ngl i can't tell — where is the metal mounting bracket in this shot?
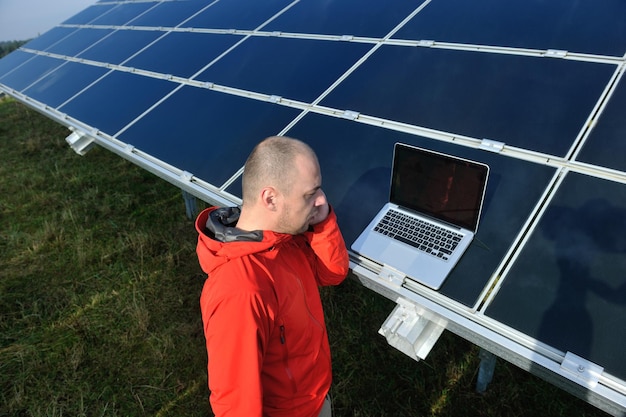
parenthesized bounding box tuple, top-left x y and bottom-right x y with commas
(560, 351, 603, 389)
(378, 265, 405, 287)
(378, 299, 447, 361)
(479, 138, 505, 153)
(545, 49, 568, 58)
(65, 130, 95, 156)
(341, 110, 360, 120)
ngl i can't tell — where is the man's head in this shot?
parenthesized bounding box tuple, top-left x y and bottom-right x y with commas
(238, 136, 328, 234)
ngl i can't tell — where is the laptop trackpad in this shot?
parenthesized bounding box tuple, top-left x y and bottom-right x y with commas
(381, 244, 414, 272)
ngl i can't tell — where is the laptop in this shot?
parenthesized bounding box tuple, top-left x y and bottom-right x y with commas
(351, 143, 489, 290)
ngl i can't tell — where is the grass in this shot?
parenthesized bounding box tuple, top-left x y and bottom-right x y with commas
(0, 96, 610, 416)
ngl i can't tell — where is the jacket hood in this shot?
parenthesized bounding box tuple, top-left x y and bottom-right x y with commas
(195, 206, 292, 275)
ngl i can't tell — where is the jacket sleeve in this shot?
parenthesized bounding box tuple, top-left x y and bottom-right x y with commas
(305, 206, 350, 286)
(202, 284, 273, 417)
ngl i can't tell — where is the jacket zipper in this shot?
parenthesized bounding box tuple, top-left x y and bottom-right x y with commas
(280, 324, 297, 393)
(293, 276, 332, 370)
(294, 276, 324, 331)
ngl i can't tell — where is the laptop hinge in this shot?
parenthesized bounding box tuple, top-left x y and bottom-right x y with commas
(378, 299, 447, 361)
(378, 265, 405, 287)
(560, 351, 603, 388)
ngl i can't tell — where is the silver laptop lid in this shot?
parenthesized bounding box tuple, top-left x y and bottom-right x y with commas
(390, 143, 489, 233)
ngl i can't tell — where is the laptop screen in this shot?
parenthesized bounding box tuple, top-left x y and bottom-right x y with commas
(390, 144, 489, 232)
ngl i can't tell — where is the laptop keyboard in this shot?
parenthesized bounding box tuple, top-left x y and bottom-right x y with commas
(374, 209, 462, 261)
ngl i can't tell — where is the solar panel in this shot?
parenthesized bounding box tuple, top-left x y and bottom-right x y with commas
(59, 70, 176, 134)
(485, 171, 626, 381)
(46, 28, 114, 56)
(22, 61, 110, 108)
(576, 74, 626, 172)
(77, 29, 163, 64)
(319, 46, 614, 156)
(89, 2, 156, 26)
(128, 1, 210, 27)
(124, 31, 245, 78)
(195, 36, 371, 102)
(62, 4, 116, 25)
(2, 0, 626, 414)
(393, 0, 626, 56)
(263, 0, 422, 37)
(17, 27, 80, 52)
(0, 54, 66, 91)
(117, 86, 302, 185)
(180, 0, 292, 30)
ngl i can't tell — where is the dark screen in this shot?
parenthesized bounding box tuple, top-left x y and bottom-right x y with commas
(390, 143, 489, 231)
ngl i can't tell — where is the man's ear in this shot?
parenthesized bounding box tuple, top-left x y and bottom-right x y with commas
(260, 186, 279, 211)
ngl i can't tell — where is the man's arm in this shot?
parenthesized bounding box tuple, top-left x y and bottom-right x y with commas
(202, 290, 271, 417)
(305, 206, 349, 286)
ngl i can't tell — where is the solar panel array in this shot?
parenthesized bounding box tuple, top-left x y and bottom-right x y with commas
(2, 0, 626, 409)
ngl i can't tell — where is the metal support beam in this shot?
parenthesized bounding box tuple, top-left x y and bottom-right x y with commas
(182, 190, 198, 219)
(476, 348, 497, 393)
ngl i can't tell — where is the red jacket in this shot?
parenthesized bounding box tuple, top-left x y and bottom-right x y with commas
(195, 206, 349, 417)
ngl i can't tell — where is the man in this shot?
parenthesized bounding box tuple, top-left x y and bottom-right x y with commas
(195, 136, 349, 416)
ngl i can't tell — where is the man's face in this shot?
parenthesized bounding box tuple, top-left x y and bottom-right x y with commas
(276, 153, 327, 235)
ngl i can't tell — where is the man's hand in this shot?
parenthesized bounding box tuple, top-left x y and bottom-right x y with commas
(308, 190, 329, 226)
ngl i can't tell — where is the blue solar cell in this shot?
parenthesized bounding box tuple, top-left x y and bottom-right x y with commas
(180, 0, 292, 30)
(0, 50, 34, 79)
(77, 29, 163, 65)
(283, 112, 557, 306)
(394, 0, 626, 57)
(224, 175, 242, 199)
(117, 86, 302, 186)
(22, 62, 109, 109)
(576, 77, 626, 172)
(0, 55, 65, 92)
(321, 45, 614, 157)
(46, 28, 114, 58)
(21, 27, 79, 53)
(61, 4, 117, 25)
(485, 172, 626, 380)
(124, 32, 244, 79)
(264, 0, 426, 38)
(196, 36, 371, 102)
(89, 2, 157, 26)
(58, 71, 177, 135)
(129, 0, 211, 28)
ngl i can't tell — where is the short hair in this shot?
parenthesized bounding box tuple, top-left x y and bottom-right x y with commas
(242, 136, 316, 204)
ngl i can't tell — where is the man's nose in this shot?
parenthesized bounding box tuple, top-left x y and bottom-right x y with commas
(315, 189, 327, 205)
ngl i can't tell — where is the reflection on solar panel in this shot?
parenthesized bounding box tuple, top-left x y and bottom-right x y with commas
(2, 0, 626, 414)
